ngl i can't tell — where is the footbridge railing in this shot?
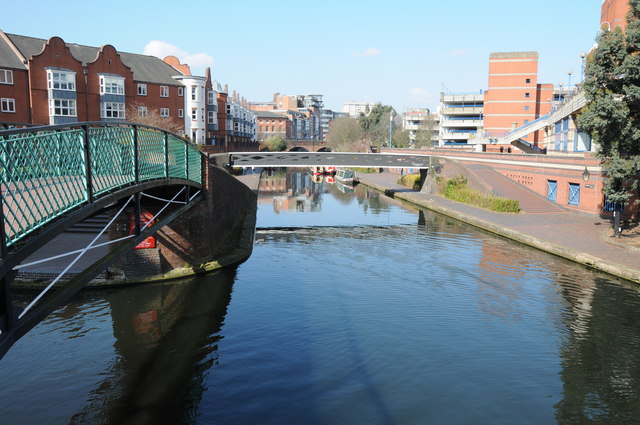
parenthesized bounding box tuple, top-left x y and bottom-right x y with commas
(229, 151, 433, 169)
(0, 122, 203, 248)
(0, 121, 206, 358)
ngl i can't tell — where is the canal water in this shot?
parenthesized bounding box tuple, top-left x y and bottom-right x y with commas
(1, 169, 639, 425)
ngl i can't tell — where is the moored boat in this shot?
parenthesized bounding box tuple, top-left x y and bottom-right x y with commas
(335, 168, 357, 185)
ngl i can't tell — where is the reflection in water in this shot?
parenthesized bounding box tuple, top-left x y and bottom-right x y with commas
(69, 269, 235, 425)
(555, 277, 640, 424)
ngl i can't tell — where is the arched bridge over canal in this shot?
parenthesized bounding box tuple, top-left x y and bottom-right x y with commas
(0, 122, 205, 358)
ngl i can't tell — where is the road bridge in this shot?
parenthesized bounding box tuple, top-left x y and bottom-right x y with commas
(0, 121, 206, 358)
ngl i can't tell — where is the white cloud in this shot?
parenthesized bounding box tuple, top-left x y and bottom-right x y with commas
(408, 87, 433, 103)
(447, 48, 470, 57)
(143, 40, 215, 68)
(352, 47, 381, 57)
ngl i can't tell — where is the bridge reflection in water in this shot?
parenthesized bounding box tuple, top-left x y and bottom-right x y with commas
(0, 169, 639, 424)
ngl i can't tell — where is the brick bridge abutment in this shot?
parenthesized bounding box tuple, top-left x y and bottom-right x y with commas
(109, 157, 257, 283)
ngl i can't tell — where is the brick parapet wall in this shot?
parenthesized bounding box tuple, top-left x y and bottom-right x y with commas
(384, 148, 613, 215)
(109, 160, 257, 282)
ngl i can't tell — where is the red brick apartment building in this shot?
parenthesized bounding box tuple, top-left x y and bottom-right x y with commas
(0, 32, 182, 126)
(483, 52, 553, 144)
(0, 31, 256, 151)
(256, 110, 292, 140)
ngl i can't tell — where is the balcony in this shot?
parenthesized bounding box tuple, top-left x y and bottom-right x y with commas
(439, 119, 482, 127)
(442, 133, 475, 140)
(441, 106, 483, 115)
(441, 93, 484, 103)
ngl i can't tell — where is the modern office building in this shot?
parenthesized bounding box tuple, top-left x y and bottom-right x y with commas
(342, 101, 376, 118)
(320, 109, 347, 140)
(438, 92, 484, 146)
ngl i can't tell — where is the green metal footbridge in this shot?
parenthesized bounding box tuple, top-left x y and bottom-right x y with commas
(0, 122, 206, 358)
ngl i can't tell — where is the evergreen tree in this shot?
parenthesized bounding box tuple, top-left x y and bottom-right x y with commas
(358, 104, 396, 149)
(578, 0, 640, 230)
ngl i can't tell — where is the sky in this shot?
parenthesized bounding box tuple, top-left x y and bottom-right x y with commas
(3, 0, 602, 113)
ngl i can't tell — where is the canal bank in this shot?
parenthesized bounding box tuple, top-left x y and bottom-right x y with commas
(358, 172, 640, 285)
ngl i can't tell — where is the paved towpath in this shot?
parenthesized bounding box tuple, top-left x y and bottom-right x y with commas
(358, 171, 640, 284)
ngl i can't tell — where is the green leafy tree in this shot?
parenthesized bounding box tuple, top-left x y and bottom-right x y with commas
(578, 1, 640, 235)
(359, 104, 397, 149)
(393, 129, 411, 148)
(263, 135, 287, 151)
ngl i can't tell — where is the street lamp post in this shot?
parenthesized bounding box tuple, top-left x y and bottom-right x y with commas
(568, 69, 573, 94)
(389, 112, 393, 148)
(580, 52, 586, 82)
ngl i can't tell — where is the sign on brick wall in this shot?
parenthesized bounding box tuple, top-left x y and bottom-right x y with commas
(129, 212, 156, 249)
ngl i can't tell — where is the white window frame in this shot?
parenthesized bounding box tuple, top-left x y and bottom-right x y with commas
(137, 83, 147, 96)
(48, 99, 77, 117)
(191, 108, 197, 121)
(0, 69, 14, 85)
(160, 108, 169, 117)
(100, 102, 126, 119)
(47, 70, 76, 91)
(138, 106, 148, 117)
(208, 111, 215, 124)
(99, 75, 125, 95)
(178, 109, 184, 118)
(207, 90, 215, 105)
(160, 85, 169, 98)
(191, 86, 197, 101)
(178, 87, 184, 96)
(1, 98, 16, 113)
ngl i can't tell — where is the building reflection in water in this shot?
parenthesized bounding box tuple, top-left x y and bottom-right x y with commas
(68, 269, 236, 425)
(554, 276, 640, 424)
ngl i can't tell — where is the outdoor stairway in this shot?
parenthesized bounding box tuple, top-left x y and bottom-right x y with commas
(466, 164, 566, 214)
(65, 213, 112, 234)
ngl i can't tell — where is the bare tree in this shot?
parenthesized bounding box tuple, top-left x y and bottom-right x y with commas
(326, 117, 367, 152)
(414, 114, 437, 148)
(125, 103, 184, 136)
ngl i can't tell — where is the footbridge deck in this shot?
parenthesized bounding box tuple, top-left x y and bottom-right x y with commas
(229, 152, 433, 169)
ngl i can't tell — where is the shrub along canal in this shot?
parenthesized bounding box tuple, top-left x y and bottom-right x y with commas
(0, 168, 639, 425)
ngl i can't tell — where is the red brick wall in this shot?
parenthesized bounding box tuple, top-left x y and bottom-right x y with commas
(28, 37, 86, 124)
(0, 68, 30, 123)
(112, 160, 257, 281)
(485, 53, 540, 142)
(602, 0, 630, 30)
(84, 44, 134, 122)
(388, 148, 609, 215)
